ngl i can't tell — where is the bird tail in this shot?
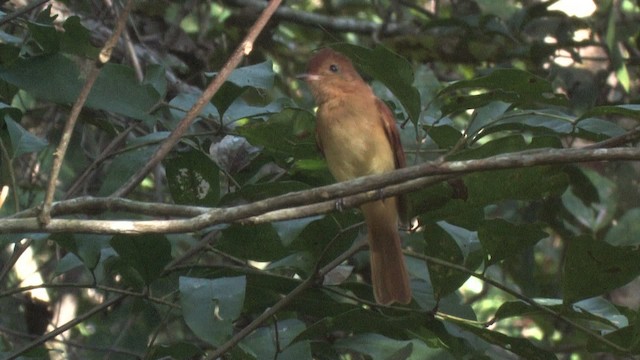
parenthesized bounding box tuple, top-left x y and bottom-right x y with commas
(362, 199, 412, 305)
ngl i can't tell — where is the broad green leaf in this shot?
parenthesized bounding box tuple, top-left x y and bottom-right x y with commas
(239, 319, 311, 360)
(26, 19, 60, 55)
(272, 216, 322, 247)
(60, 16, 100, 58)
(179, 276, 246, 346)
(146, 342, 203, 360)
(425, 165, 568, 229)
(169, 92, 218, 120)
(0, 54, 160, 123)
(563, 236, 640, 304)
(206, 60, 274, 89)
(164, 148, 220, 206)
(453, 322, 556, 360)
(237, 108, 318, 164)
(494, 298, 623, 330)
(293, 308, 417, 343)
(478, 220, 548, 266)
(425, 124, 462, 149)
(589, 312, 640, 355)
(575, 117, 625, 140)
(223, 97, 286, 125)
(143, 64, 167, 99)
(98, 135, 162, 196)
(90, 64, 161, 123)
(561, 169, 616, 233)
(208, 61, 275, 117)
(54, 253, 85, 276)
(335, 333, 438, 360)
(3, 116, 48, 158)
(330, 44, 421, 124)
(290, 212, 360, 272)
(110, 234, 172, 285)
(466, 101, 512, 138)
(579, 104, 640, 120)
(53, 234, 111, 271)
(217, 223, 289, 262)
(424, 222, 481, 297)
(605, 208, 640, 246)
(219, 181, 311, 205)
(469, 109, 575, 142)
(438, 68, 567, 115)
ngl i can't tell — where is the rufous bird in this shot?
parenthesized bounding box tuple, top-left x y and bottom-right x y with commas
(301, 48, 411, 305)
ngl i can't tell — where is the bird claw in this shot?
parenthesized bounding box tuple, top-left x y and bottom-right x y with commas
(335, 198, 345, 212)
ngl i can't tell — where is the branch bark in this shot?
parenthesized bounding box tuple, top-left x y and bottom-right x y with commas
(2, 146, 639, 234)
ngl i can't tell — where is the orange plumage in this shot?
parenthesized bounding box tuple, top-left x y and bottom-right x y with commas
(302, 48, 411, 305)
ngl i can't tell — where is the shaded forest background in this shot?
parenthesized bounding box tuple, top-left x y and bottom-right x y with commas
(1, 0, 640, 359)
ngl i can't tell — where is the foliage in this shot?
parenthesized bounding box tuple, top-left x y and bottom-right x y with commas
(0, 0, 640, 359)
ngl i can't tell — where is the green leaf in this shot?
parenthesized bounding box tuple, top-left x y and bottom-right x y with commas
(478, 220, 548, 266)
(605, 208, 640, 246)
(3, 116, 48, 158)
(424, 222, 481, 297)
(466, 101, 512, 137)
(237, 108, 318, 163)
(453, 322, 557, 360)
(217, 223, 289, 262)
(98, 136, 161, 196)
(335, 333, 438, 360)
(240, 319, 311, 360)
(425, 124, 462, 149)
(494, 298, 623, 330)
(208, 60, 275, 117)
(579, 104, 640, 120)
(110, 234, 172, 285)
(575, 117, 625, 140)
(143, 64, 168, 99)
(563, 236, 640, 304)
(60, 16, 100, 58)
(272, 216, 322, 247)
(0, 54, 160, 123)
(206, 60, 274, 90)
(53, 234, 111, 271)
(26, 20, 60, 55)
(147, 342, 203, 360)
(438, 69, 568, 115)
(330, 44, 421, 124)
(164, 148, 220, 206)
(179, 276, 246, 346)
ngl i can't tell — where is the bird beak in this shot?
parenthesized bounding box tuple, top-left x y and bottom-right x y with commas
(296, 73, 321, 81)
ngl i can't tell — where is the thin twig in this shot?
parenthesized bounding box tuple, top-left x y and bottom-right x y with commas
(38, 0, 135, 225)
(110, 0, 283, 198)
(204, 239, 367, 358)
(411, 251, 629, 353)
(5, 294, 127, 360)
(0, 0, 49, 26)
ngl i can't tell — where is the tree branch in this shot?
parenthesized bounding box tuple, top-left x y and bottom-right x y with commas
(39, 0, 135, 225)
(223, 0, 414, 36)
(110, 0, 283, 198)
(2, 147, 639, 234)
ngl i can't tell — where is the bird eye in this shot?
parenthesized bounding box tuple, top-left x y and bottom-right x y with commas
(329, 64, 338, 73)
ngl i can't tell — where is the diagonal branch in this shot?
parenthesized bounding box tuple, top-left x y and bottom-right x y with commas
(110, 0, 283, 198)
(39, 0, 135, 225)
